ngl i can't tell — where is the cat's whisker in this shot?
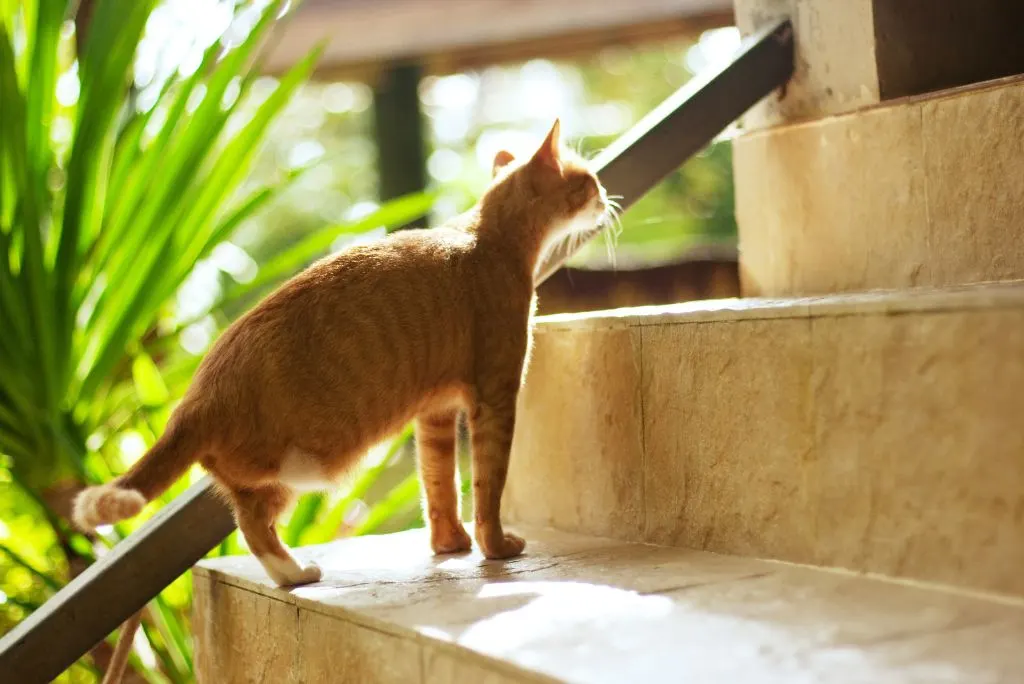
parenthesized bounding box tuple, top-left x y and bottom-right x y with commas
(601, 203, 624, 242)
(603, 228, 617, 269)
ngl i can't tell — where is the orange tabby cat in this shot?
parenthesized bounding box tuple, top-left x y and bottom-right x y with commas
(73, 119, 608, 587)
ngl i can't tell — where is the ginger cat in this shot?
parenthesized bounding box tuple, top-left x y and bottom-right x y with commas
(73, 119, 608, 587)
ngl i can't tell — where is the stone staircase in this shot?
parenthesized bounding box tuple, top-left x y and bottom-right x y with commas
(192, 1, 1024, 680)
(194, 283, 1024, 683)
(506, 284, 1024, 598)
(195, 523, 1024, 683)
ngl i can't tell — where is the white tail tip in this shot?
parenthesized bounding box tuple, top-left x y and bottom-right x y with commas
(72, 485, 146, 531)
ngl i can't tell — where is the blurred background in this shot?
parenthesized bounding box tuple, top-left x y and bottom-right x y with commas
(0, 1, 740, 680)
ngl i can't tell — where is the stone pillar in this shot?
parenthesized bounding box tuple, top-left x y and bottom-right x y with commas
(732, 0, 1024, 296)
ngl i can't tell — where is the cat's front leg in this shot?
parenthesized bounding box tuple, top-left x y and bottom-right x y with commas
(468, 392, 525, 560)
(415, 409, 472, 554)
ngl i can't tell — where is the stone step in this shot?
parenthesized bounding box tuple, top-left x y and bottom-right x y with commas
(506, 282, 1024, 597)
(193, 526, 1024, 683)
(733, 73, 1024, 296)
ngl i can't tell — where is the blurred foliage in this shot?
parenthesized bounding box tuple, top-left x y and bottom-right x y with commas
(248, 29, 740, 271)
(0, 0, 738, 681)
(0, 1, 430, 682)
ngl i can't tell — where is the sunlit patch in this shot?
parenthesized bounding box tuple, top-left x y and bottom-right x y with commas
(96, 525, 114, 536)
(211, 242, 258, 284)
(518, 60, 567, 122)
(428, 148, 463, 183)
(55, 68, 80, 107)
(342, 499, 369, 528)
(322, 83, 360, 113)
(175, 259, 223, 326)
(133, 622, 159, 669)
(118, 432, 148, 464)
(221, 77, 242, 110)
(685, 27, 742, 73)
(460, 581, 674, 654)
(292, 584, 348, 601)
(436, 556, 478, 571)
(288, 140, 326, 169)
(416, 625, 455, 642)
(85, 431, 106, 452)
(332, 226, 386, 254)
(180, 317, 216, 355)
(474, 129, 535, 174)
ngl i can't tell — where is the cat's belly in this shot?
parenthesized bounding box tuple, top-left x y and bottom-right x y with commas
(274, 382, 472, 494)
(277, 447, 335, 492)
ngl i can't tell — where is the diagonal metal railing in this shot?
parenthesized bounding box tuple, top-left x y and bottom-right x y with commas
(0, 18, 792, 684)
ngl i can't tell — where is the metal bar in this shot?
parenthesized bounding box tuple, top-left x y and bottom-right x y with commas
(0, 478, 235, 684)
(534, 19, 794, 285)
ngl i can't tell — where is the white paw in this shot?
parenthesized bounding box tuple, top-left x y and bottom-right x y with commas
(295, 562, 322, 585)
(260, 556, 322, 587)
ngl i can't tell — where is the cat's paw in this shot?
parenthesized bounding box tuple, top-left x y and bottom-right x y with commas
(432, 525, 472, 554)
(294, 562, 322, 585)
(266, 559, 322, 587)
(479, 532, 526, 560)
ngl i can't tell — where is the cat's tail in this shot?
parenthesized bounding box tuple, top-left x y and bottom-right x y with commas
(72, 417, 202, 531)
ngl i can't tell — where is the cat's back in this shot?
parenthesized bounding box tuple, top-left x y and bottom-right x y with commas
(196, 226, 477, 396)
(312, 225, 474, 289)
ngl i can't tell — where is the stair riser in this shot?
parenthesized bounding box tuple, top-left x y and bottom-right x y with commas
(505, 305, 1024, 597)
(734, 75, 1024, 296)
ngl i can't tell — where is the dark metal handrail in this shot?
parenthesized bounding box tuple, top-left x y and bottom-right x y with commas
(0, 19, 793, 684)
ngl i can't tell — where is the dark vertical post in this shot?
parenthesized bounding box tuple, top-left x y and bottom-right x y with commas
(372, 62, 428, 228)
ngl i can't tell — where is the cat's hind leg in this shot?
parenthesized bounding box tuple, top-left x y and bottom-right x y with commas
(231, 484, 321, 587)
(416, 409, 472, 554)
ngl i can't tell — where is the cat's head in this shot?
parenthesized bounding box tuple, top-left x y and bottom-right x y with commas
(485, 119, 608, 252)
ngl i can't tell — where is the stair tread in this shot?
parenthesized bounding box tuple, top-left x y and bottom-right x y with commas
(535, 280, 1024, 330)
(195, 526, 1024, 683)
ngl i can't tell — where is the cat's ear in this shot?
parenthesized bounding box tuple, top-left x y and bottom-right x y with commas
(492, 150, 515, 176)
(531, 118, 562, 175)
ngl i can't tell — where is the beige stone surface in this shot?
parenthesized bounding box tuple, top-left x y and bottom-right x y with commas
(424, 647, 556, 684)
(193, 573, 422, 683)
(299, 612, 421, 684)
(194, 525, 1024, 683)
(735, 0, 1024, 129)
(642, 319, 816, 560)
(735, 0, 880, 129)
(504, 284, 1024, 596)
(734, 75, 1024, 296)
(809, 310, 1024, 594)
(194, 577, 299, 682)
(925, 82, 1024, 285)
(505, 327, 644, 542)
